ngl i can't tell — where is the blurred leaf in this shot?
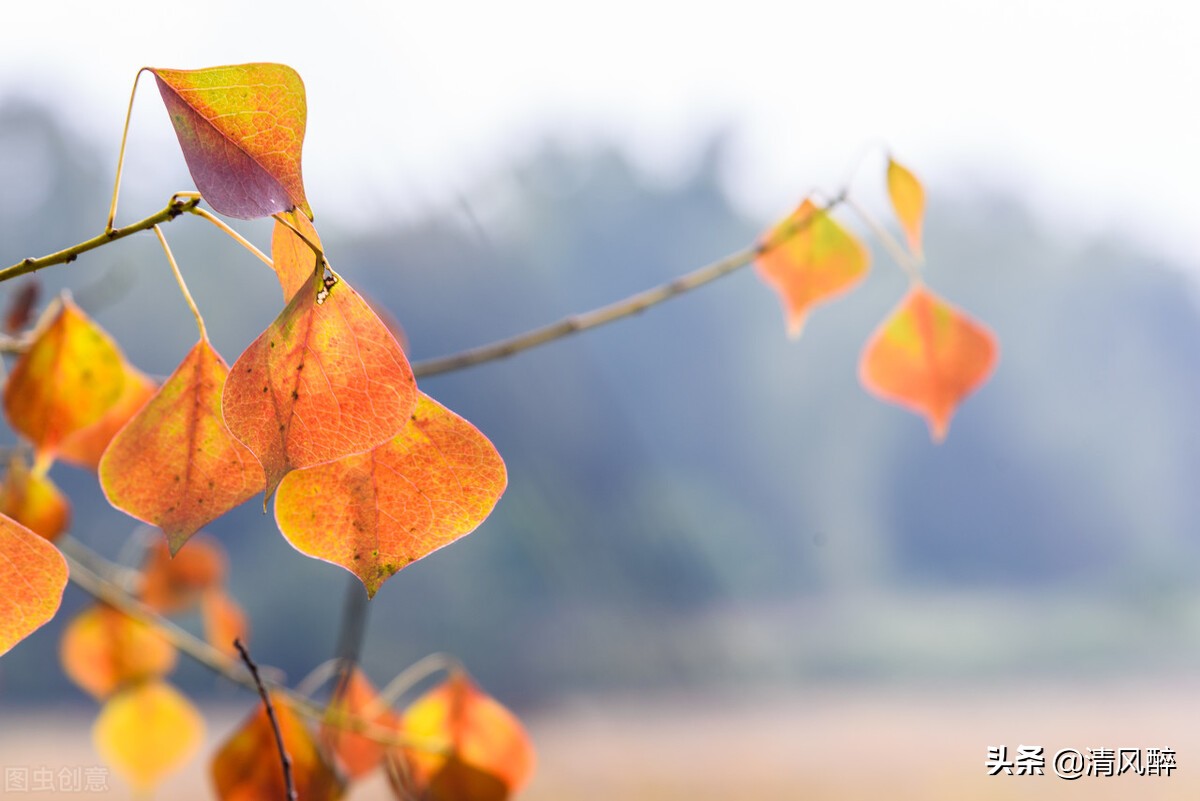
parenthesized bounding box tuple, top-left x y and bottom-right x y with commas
(0, 513, 67, 656)
(887, 156, 926, 258)
(3, 296, 125, 467)
(755, 200, 869, 337)
(223, 275, 416, 498)
(212, 699, 344, 801)
(99, 339, 264, 552)
(58, 362, 156, 471)
(60, 604, 176, 700)
(151, 64, 311, 220)
(0, 454, 69, 541)
(859, 285, 997, 441)
(321, 668, 398, 781)
(93, 679, 203, 791)
(201, 587, 249, 659)
(139, 533, 227, 614)
(389, 670, 534, 801)
(275, 393, 506, 598)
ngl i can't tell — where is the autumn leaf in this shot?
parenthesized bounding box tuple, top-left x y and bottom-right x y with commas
(0, 513, 67, 656)
(223, 274, 416, 499)
(389, 670, 534, 801)
(321, 668, 399, 780)
(139, 533, 227, 614)
(94, 679, 203, 791)
(859, 285, 998, 441)
(58, 362, 156, 471)
(0, 455, 70, 541)
(272, 210, 323, 301)
(275, 393, 506, 598)
(99, 339, 265, 553)
(212, 699, 345, 801)
(3, 296, 126, 468)
(886, 156, 926, 258)
(60, 604, 176, 700)
(201, 588, 249, 658)
(755, 199, 869, 337)
(151, 64, 311, 220)
(4, 280, 39, 334)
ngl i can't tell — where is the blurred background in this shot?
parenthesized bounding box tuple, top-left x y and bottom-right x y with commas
(2, 2, 1200, 798)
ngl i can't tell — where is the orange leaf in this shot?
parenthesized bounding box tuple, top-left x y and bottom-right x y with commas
(0, 513, 67, 656)
(151, 64, 311, 220)
(321, 668, 399, 780)
(58, 362, 157, 471)
(99, 339, 265, 552)
(390, 670, 535, 801)
(94, 679, 203, 791)
(201, 587, 249, 658)
(272, 210, 323, 302)
(212, 699, 345, 801)
(223, 275, 416, 498)
(887, 156, 926, 258)
(139, 533, 227, 614)
(859, 286, 998, 441)
(60, 604, 176, 700)
(3, 297, 126, 467)
(275, 393, 506, 598)
(755, 199, 869, 337)
(0, 455, 70, 542)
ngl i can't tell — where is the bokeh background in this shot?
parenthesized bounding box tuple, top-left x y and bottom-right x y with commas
(2, 2, 1200, 798)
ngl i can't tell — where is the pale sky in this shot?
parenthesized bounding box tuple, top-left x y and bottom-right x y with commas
(2, 0, 1197, 267)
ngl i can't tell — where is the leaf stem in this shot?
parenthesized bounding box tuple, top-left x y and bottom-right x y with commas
(105, 69, 148, 233)
(0, 195, 202, 285)
(235, 639, 297, 801)
(152, 225, 208, 341)
(377, 652, 464, 707)
(189, 207, 275, 270)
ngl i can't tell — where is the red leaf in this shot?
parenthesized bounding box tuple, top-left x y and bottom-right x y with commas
(99, 339, 264, 552)
(274, 393, 506, 598)
(223, 274, 416, 498)
(151, 64, 311, 220)
(212, 700, 345, 801)
(321, 668, 399, 780)
(859, 285, 998, 441)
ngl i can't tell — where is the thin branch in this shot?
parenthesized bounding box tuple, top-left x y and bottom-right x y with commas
(377, 652, 463, 708)
(410, 196, 841, 379)
(189, 207, 275, 270)
(57, 536, 446, 753)
(0, 196, 202, 285)
(152, 225, 208, 341)
(236, 639, 297, 801)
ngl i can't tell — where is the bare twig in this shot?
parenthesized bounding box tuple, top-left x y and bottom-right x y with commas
(235, 639, 298, 801)
(0, 195, 202, 285)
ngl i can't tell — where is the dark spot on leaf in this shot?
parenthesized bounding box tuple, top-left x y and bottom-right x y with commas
(291, 390, 299, 401)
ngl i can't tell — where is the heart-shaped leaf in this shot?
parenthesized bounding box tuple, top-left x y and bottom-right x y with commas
(859, 285, 997, 441)
(152, 63, 311, 220)
(274, 393, 506, 598)
(755, 200, 869, 337)
(223, 274, 416, 498)
(99, 339, 265, 553)
(94, 680, 203, 792)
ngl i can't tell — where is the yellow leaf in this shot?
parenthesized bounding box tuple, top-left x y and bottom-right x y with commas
(886, 156, 926, 258)
(93, 680, 203, 791)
